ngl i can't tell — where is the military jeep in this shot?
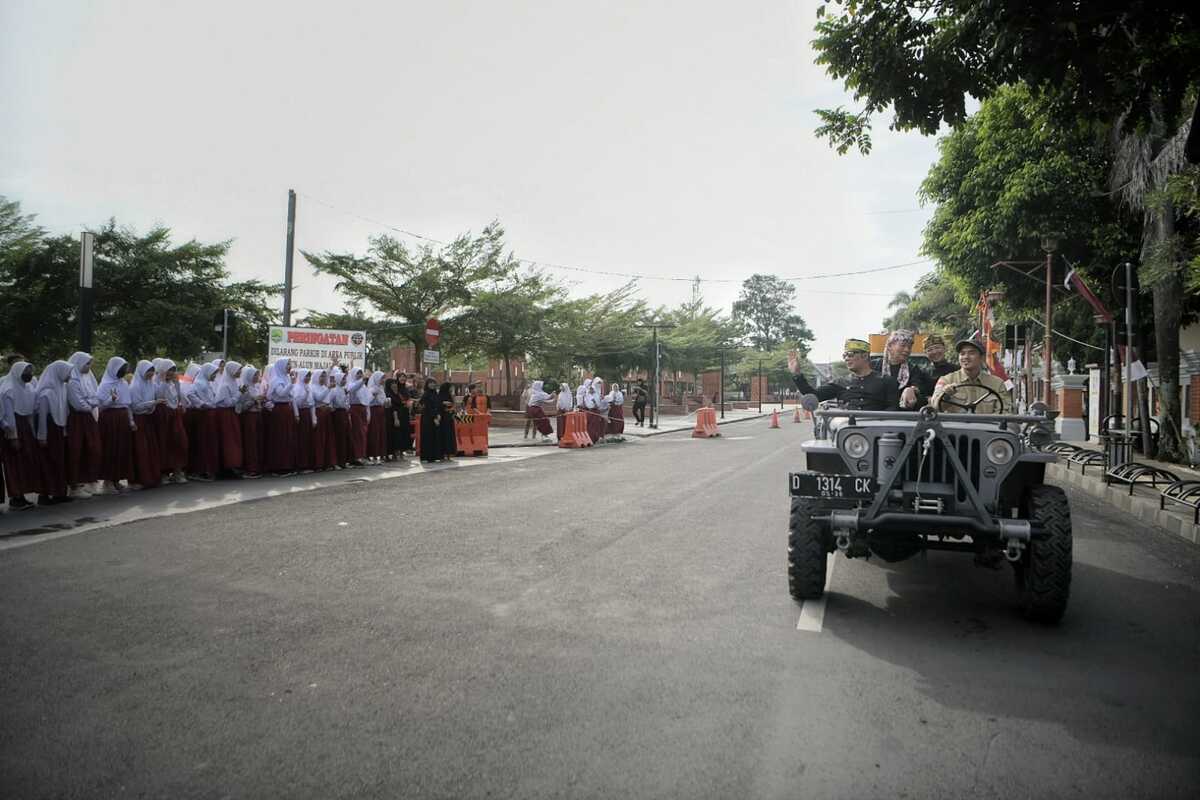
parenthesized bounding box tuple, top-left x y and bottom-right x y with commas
(788, 400, 1071, 623)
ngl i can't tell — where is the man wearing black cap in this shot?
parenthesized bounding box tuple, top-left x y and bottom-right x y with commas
(931, 337, 1012, 414)
(924, 334, 958, 379)
(788, 340, 899, 411)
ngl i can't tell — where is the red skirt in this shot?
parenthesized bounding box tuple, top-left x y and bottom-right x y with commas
(295, 409, 314, 470)
(215, 407, 243, 469)
(241, 411, 263, 474)
(332, 409, 350, 466)
(3, 415, 43, 497)
(38, 422, 68, 498)
(99, 408, 134, 483)
(66, 409, 103, 484)
(607, 404, 625, 435)
(349, 405, 369, 461)
(154, 405, 188, 472)
(314, 407, 336, 469)
(265, 404, 296, 472)
(526, 405, 553, 436)
(132, 413, 162, 488)
(586, 408, 606, 442)
(556, 410, 567, 440)
(367, 407, 386, 457)
(188, 408, 219, 475)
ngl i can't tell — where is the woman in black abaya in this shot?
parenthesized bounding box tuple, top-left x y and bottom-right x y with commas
(437, 382, 457, 461)
(418, 378, 443, 463)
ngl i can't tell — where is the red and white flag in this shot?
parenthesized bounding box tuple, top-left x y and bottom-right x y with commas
(1064, 269, 1114, 323)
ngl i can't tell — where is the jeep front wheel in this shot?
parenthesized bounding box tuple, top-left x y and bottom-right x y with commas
(788, 497, 829, 601)
(1015, 485, 1072, 623)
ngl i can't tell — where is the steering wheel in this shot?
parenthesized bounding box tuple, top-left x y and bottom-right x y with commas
(938, 383, 1005, 414)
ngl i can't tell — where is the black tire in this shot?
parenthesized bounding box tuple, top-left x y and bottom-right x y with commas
(1015, 485, 1072, 623)
(788, 497, 829, 601)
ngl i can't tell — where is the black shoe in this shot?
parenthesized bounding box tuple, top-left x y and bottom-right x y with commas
(37, 495, 53, 507)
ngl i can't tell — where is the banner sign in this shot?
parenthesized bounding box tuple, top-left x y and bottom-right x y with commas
(422, 349, 441, 364)
(268, 326, 367, 370)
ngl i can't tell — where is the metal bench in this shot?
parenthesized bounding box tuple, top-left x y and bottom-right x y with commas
(1159, 480, 1200, 525)
(1105, 462, 1180, 495)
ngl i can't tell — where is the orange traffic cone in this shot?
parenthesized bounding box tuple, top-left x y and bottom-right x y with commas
(769, 409, 780, 429)
(793, 406, 803, 423)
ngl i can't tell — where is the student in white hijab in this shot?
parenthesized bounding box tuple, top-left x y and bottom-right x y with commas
(263, 357, 297, 475)
(1, 361, 40, 508)
(65, 352, 103, 496)
(237, 365, 264, 478)
(587, 378, 606, 445)
(291, 368, 317, 472)
(179, 362, 201, 403)
(31, 360, 73, 504)
(310, 368, 336, 470)
(555, 379, 574, 441)
(525, 380, 554, 442)
(153, 358, 188, 484)
(187, 363, 220, 481)
(605, 382, 626, 441)
(212, 361, 245, 476)
(327, 367, 350, 468)
(95, 357, 135, 494)
(128, 360, 163, 490)
(346, 367, 369, 466)
(366, 371, 387, 464)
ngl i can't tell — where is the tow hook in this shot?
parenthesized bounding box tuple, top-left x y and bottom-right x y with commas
(1005, 539, 1025, 562)
(835, 533, 851, 552)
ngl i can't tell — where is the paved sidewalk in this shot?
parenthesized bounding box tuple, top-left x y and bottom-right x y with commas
(488, 406, 783, 448)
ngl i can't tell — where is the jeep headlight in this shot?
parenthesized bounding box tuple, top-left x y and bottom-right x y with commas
(985, 437, 1014, 465)
(842, 432, 870, 460)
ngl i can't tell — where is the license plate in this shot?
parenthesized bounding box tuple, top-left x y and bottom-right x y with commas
(789, 472, 877, 499)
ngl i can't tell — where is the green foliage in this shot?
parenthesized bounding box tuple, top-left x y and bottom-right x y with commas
(301, 223, 518, 354)
(882, 273, 974, 335)
(531, 283, 650, 379)
(0, 201, 280, 366)
(0, 197, 44, 261)
(455, 271, 562, 394)
(811, 1, 1200, 152)
(732, 274, 815, 354)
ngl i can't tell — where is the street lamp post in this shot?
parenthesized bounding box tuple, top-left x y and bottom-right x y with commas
(1042, 237, 1058, 406)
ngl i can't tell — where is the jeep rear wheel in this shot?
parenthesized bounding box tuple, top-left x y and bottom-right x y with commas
(1015, 485, 1072, 623)
(788, 497, 829, 601)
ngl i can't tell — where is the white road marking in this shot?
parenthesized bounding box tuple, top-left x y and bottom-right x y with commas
(796, 553, 837, 633)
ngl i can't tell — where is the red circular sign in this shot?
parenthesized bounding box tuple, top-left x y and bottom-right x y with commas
(424, 318, 441, 347)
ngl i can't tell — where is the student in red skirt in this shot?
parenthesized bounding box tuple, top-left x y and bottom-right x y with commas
(32, 360, 74, 505)
(525, 380, 554, 443)
(237, 364, 265, 478)
(310, 369, 337, 470)
(555, 380, 574, 441)
(96, 357, 136, 494)
(129, 360, 164, 490)
(213, 361, 246, 477)
(153, 358, 189, 484)
(606, 383, 626, 441)
(346, 367, 370, 467)
(66, 352, 103, 497)
(586, 378, 608, 445)
(366, 371, 387, 465)
(264, 357, 297, 476)
(328, 367, 350, 469)
(290, 368, 316, 473)
(1, 361, 42, 509)
(186, 363, 220, 482)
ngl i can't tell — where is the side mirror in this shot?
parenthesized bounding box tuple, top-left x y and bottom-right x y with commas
(800, 393, 819, 412)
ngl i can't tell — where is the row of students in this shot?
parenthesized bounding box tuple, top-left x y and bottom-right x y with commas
(0, 354, 418, 510)
(523, 378, 625, 444)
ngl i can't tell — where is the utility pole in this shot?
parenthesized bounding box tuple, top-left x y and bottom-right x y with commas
(1042, 237, 1057, 406)
(78, 232, 95, 352)
(757, 359, 763, 413)
(635, 322, 675, 429)
(222, 308, 230, 360)
(282, 189, 297, 326)
(719, 348, 725, 420)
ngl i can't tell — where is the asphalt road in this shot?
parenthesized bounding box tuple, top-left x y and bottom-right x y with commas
(2, 422, 1198, 799)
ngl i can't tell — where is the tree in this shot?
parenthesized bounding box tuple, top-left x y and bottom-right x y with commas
(531, 283, 650, 380)
(0, 196, 43, 262)
(732, 274, 815, 354)
(455, 270, 562, 396)
(811, 1, 1200, 153)
(302, 222, 519, 356)
(882, 273, 975, 335)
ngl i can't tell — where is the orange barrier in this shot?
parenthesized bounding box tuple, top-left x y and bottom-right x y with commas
(769, 409, 780, 429)
(456, 412, 490, 457)
(559, 410, 593, 448)
(692, 407, 720, 438)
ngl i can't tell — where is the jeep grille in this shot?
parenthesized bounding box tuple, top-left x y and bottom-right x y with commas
(898, 434, 982, 502)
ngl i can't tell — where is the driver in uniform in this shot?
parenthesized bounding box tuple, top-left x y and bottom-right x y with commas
(788, 339, 899, 411)
(930, 337, 1012, 414)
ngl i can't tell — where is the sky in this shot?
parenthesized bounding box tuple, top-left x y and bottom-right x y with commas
(1, 0, 943, 364)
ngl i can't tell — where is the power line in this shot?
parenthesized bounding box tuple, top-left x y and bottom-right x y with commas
(296, 191, 931, 285)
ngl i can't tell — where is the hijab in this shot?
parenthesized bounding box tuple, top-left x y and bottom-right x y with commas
(215, 361, 242, 398)
(384, 378, 401, 403)
(593, 378, 608, 411)
(557, 381, 573, 411)
(311, 369, 329, 405)
(422, 379, 439, 406)
(437, 382, 454, 405)
(608, 383, 624, 405)
(576, 378, 591, 408)
(368, 371, 385, 405)
(269, 358, 291, 393)
(239, 365, 261, 401)
(68, 351, 98, 398)
(529, 380, 550, 405)
(34, 360, 72, 428)
(97, 357, 132, 406)
(130, 359, 158, 408)
(180, 362, 201, 400)
(2, 361, 37, 415)
(190, 362, 218, 406)
(292, 368, 312, 405)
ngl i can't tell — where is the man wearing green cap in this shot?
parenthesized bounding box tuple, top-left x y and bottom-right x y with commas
(788, 339, 899, 411)
(931, 337, 1012, 414)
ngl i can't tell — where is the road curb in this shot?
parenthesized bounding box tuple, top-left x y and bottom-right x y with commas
(1047, 462, 1200, 546)
(487, 412, 779, 447)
